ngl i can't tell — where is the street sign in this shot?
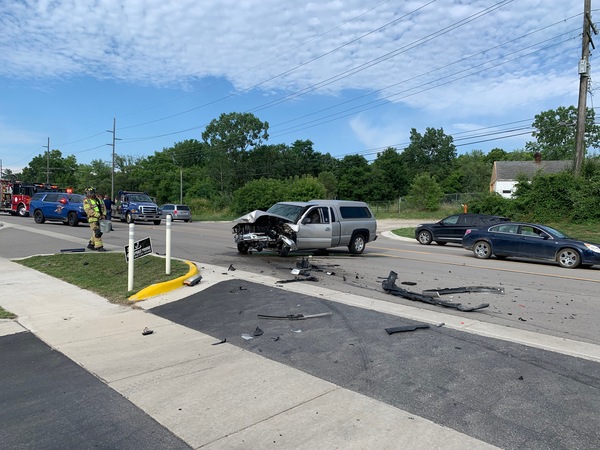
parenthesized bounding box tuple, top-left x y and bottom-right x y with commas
(124, 236, 153, 262)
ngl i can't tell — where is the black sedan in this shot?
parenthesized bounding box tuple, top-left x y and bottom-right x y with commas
(462, 222, 600, 268)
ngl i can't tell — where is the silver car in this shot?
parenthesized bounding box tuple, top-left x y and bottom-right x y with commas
(159, 204, 192, 222)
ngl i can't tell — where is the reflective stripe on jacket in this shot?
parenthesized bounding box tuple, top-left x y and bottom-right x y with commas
(83, 197, 106, 222)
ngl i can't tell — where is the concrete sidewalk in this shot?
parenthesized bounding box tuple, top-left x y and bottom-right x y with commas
(0, 255, 502, 449)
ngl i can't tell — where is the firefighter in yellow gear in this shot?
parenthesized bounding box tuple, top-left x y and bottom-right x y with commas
(83, 187, 107, 251)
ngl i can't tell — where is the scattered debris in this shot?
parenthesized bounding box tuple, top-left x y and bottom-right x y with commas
(229, 286, 248, 293)
(422, 286, 505, 297)
(518, 317, 527, 322)
(211, 338, 227, 345)
(401, 281, 418, 286)
(258, 312, 332, 320)
(241, 334, 254, 340)
(184, 273, 202, 286)
(276, 276, 319, 283)
(60, 248, 86, 253)
(291, 329, 302, 333)
(385, 324, 430, 334)
(253, 326, 264, 336)
(228, 264, 236, 271)
(142, 327, 154, 336)
(271, 336, 280, 341)
(326, 271, 336, 276)
(436, 322, 445, 327)
(381, 271, 489, 312)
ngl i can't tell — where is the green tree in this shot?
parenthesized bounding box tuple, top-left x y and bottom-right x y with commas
(526, 106, 600, 160)
(406, 173, 444, 211)
(202, 112, 269, 193)
(21, 150, 78, 187)
(400, 128, 457, 187)
(231, 178, 286, 215)
(371, 147, 408, 198)
(317, 171, 338, 199)
(285, 175, 327, 201)
(336, 155, 371, 200)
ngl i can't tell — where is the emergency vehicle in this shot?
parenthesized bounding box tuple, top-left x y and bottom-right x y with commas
(1, 179, 63, 217)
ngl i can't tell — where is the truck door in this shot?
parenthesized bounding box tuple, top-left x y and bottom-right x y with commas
(296, 206, 334, 249)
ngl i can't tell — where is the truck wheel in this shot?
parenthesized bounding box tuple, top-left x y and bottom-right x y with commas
(67, 212, 79, 227)
(18, 203, 28, 217)
(278, 245, 290, 257)
(349, 234, 366, 254)
(153, 220, 161, 225)
(33, 209, 45, 224)
(126, 212, 134, 223)
(237, 243, 249, 254)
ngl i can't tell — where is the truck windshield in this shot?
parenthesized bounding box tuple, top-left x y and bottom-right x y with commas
(266, 203, 306, 222)
(128, 195, 153, 202)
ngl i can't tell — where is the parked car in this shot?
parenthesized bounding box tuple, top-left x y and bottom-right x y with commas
(29, 192, 87, 227)
(415, 213, 510, 245)
(160, 204, 192, 222)
(462, 222, 600, 268)
(232, 200, 377, 256)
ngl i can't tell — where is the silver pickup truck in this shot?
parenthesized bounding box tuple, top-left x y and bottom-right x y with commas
(232, 200, 377, 256)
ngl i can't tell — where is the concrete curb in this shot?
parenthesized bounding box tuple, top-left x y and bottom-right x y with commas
(128, 260, 198, 302)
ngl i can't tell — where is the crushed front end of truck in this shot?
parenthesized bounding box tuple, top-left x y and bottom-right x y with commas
(232, 210, 298, 256)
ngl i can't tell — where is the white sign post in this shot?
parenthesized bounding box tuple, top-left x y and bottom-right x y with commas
(166, 214, 172, 275)
(127, 223, 134, 291)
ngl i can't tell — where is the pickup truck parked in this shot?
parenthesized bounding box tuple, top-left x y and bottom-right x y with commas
(232, 200, 377, 256)
(112, 191, 162, 225)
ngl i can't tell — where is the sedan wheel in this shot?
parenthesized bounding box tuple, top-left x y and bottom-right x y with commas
(417, 230, 433, 245)
(473, 240, 492, 259)
(557, 248, 581, 268)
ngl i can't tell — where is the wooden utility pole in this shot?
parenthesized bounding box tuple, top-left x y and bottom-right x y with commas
(575, 0, 596, 176)
(44, 137, 50, 184)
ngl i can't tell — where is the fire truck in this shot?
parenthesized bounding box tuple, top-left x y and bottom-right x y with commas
(1, 180, 63, 217)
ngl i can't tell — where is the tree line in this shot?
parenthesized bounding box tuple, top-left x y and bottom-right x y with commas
(8, 106, 600, 218)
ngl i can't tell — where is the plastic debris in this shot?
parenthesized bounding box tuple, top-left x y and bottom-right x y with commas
(142, 327, 154, 336)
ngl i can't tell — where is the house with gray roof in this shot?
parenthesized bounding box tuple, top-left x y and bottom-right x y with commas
(490, 155, 572, 198)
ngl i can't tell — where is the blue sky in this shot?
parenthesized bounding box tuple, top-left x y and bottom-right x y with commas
(0, 0, 585, 175)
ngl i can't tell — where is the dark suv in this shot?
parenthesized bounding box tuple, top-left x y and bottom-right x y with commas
(29, 192, 87, 227)
(415, 213, 510, 245)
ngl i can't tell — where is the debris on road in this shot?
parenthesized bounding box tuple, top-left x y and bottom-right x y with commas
(142, 327, 154, 336)
(257, 312, 332, 320)
(276, 276, 319, 283)
(253, 326, 264, 336)
(211, 338, 227, 345)
(422, 286, 505, 297)
(385, 324, 430, 334)
(60, 248, 86, 253)
(381, 271, 489, 312)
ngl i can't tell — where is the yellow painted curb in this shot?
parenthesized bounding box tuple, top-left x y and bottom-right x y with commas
(128, 261, 198, 302)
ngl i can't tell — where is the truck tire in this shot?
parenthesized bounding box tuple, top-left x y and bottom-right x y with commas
(237, 243, 249, 254)
(348, 233, 366, 254)
(126, 212, 134, 223)
(18, 203, 28, 217)
(153, 220, 161, 225)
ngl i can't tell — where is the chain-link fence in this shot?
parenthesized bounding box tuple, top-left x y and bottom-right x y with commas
(369, 193, 484, 213)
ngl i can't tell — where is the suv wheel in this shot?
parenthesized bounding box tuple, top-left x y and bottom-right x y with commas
(417, 230, 433, 245)
(33, 209, 45, 224)
(349, 234, 366, 254)
(67, 212, 79, 227)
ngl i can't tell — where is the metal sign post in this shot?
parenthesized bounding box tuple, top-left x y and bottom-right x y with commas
(127, 223, 134, 291)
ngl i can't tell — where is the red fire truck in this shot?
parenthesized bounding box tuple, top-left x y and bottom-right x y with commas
(1, 180, 63, 217)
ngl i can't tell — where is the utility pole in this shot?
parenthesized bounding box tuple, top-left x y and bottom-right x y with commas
(172, 153, 183, 203)
(106, 118, 120, 200)
(44, 137, 50, 184)
(575, 0, 597, 176)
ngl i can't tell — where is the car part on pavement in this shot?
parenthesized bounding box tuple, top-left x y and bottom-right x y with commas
(211, 338, 227, 345)
(276, 276, 319, 283)
(253, 327, 264, 336)
(381, 271, 489, 312)
(142, 327, 154, 336)
(385, 324, 430, 334)
(257, 312, 332, 320)
(60, 248, 86, 252)
(184, 273, 202, 286)
(421, 286, 505, 297)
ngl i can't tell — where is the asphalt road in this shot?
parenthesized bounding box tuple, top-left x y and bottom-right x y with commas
(2, 214, 598, 345)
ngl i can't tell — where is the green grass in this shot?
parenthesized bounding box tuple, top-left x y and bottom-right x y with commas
(0, 306, 16, 319)
(16, 253, 190, 305)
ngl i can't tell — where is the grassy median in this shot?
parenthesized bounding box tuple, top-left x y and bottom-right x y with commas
(16, 253, 190, 305)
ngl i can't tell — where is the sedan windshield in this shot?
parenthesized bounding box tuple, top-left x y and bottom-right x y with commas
(266, 203, 306, 222)
(541, 225, 571, 239)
